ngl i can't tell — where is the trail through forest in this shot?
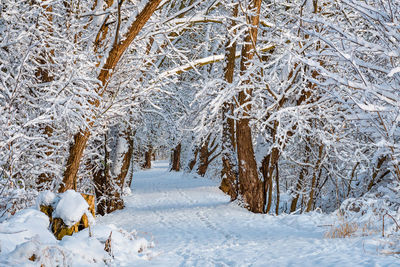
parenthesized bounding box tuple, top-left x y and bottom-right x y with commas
(97, 161, 397, 266)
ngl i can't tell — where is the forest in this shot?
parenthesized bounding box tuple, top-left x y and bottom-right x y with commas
(0, 0, 399, 265)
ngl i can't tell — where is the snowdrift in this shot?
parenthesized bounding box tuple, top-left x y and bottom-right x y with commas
(0, 192, 154, 266)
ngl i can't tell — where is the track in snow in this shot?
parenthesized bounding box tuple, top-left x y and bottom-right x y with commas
(97, 161, 398, 267)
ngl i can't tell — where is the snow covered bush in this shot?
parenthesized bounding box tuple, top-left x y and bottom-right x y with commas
(0, 186, 37, 222)
(327, 182, 400, 255)
(339, 183, 400, 228)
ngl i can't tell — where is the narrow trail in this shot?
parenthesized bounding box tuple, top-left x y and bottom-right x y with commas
(98, 161, 397, 267)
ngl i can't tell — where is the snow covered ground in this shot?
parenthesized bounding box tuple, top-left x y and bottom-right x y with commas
(98, 161, 399, 266)
(0, 160, 397, 266)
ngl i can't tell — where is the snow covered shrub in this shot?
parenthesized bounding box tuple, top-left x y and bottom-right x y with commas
(326, 182, 400, 241)
(325, 220, 359, 238)
(0, 186, 37, 222)
(340, 185, 400, 224)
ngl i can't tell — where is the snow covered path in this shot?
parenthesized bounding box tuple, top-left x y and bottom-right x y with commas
(98, 161, 398, 267)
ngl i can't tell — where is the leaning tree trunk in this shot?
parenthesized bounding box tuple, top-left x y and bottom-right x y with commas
(170, 143, 181, 171)
(60, 130, 90, 192)
(235, 0, 264, 213)
(59, 0, 162, 193)
(220, 2, 239, 201)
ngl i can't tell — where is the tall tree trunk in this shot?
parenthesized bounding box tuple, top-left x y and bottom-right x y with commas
(60, 130, 90, 192)
(143, 145, 153, 169)
(290, 167, 307, 213)
(95, 127, 134, 215)
(290, 144, 311, 213)
(170, 143, 181, 171)
(260, 147, 280, 213)
(197, 138, 210, 177)
(306, 144, 324, 212)
(236, 0, 263, 213)
(114, 130, 134, 191)
(220, 2, 239, 201)
(59, 0, 162, 193)
(93, 133, 111, 215)
(275, 162, 280, 215)
(188, 147, 199, 171)
(197, 135, 219, 177)
(125, 132, 137, 190)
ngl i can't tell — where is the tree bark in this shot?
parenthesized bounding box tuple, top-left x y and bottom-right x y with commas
(274, 162, 280, 215)
(93, 0, 114, 56)
(95, 128, 134, 215)
(116, 133, 134, 190)
(197, 139, 210, 177)
(143, 145, 153, 169)
(260, 147, 280, 213)
(170, 143, 181, 171)
(188, 148, 199, 171)
(60, 0, 162, 193)
(290, 167, 307, 213)
(306, 144, 324, 212)
(220, 2, 239, 201)
(236, 0, 263, 213)
(197, 135, 219, 177)
(290, 144, 311, 213)
(96, 0, 162, 86)
(60, 130, 90, 192)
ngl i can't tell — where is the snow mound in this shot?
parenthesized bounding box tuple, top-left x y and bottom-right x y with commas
(0, 207, 154, 266)
(36, 190, 57, 208)
(0, 209, 56, 255)
(52, 190, 90, 227)
(61, 225, 155, 265)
